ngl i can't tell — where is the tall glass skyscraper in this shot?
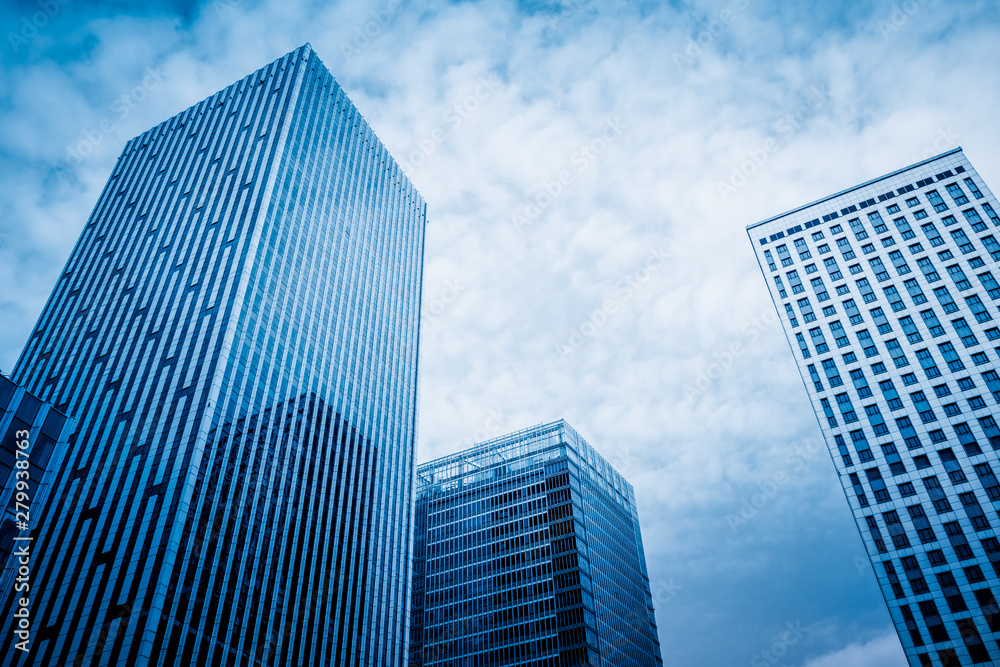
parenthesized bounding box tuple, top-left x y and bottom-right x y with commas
(409, 420, 663, 667)
(0, 44, 425, 666)
(749, 148, 1000, 666)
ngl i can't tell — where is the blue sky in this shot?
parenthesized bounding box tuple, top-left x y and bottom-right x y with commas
(2, 0, 1000, 664)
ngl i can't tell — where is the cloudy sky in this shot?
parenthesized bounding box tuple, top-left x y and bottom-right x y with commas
(3, 0, 1000, 664)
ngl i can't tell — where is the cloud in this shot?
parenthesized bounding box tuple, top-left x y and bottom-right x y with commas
(798, 632, 908, 667)
(2, 0, 1000, 664)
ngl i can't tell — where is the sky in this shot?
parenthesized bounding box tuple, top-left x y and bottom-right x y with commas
(2, 0, 1000, 664)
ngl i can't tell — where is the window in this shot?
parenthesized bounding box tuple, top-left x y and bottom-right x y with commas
(794, 237, 812, 260)
(836, 392, 858, 423)
(880, 379, 904, 410)
(822, 358, 843, 387)
(896, 414, 920, 448)
(964, 177, 984, 199)
(917, 256, 941, 281)
(921, 223, 945, 247)
(787, 270, 805, 294)
(866, 404, 889, 436)
(913, 208, 929, 220)
(938, 341, 966, 372)
(925, 189, 948, 213)
(887, 203, 901, 214)
(938, 249, 954, 262)
(933, 383, 952, 398)
(899, 315, 923, 344)
(911, 389, 937, 422)
(908, 241, 925, 254)
(809, 327, 829, 353)
(984, 202, 1000, 226)
(822, 305, 837, 317)
(773, 276, 787, 298)
(776, 243, 793, 267)
(784, 303, 798, 327)
(810, 276, 830, 301)
(886, 250, 910, 276)
(764, 249, 777, 271)
(882, 286, 905, 312)
(983, 235, 1000, 261)
(868, 210, 889, 234)
(902, 278, 928, 304)
(944, 402, 962, 417)
(862, 243, 876, 255)
(965, 294, 993, 323)
(952, 317, 979, 347)
(835, 284, 850, 296)
(919, 308, 946, 336)
(804, 262, 818, 274)
(836, 237, 856, 260)
(795, 333, 811, 358)
(807, 364, 824, 391)
(812, 230, 825, 241)
(906, 197, 920, 208)
(933, 286, 958, 313)
(872, 361, 887, 374)
(856, 329, 879, 358)
(970, 396, 987, 410)
(890, 216, 915, 240)
(885, 339, 909, 368)
(947, 264, 973, 290)
(849, 217, 868, 240)
(881, 235, 896, 248)
(823, 256, 843, 281)
(829, 320, 850, 348)
(817, 243, 831, 254)
(946, 182, 969, 206)
(959, 376, 977, 391)
(831, 223, 844, 234)
(899, 482, 916, 497)
(820, 397, 837, 427)
(978, 271, 1000, 300)
(902, 372, 918, 386)
(856, 278, 877, 303)
(916, 348, 943, 379)
(797, 297, 817, 323)
(849, 263, 863, 275)
(871, 307, 892, 334)
(962, 208, 987, 233)
(922, 475, 951, 512)
(850, 368, 872, 397)
(951, 227, 977, 252)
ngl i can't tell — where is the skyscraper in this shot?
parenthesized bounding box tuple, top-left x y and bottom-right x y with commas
(0, 44, 425, 666)
(749, 147, 1000, 666)
(409, 420, 663, 667)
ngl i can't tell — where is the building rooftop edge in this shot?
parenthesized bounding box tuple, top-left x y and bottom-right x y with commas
(416, 419, 573, 472)
(745, 146, 965, 232)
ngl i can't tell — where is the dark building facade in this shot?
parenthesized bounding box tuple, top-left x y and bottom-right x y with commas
(410, 420, 663, 666)
(750, 148, 1000, 666)
(0, 44, 425, 666)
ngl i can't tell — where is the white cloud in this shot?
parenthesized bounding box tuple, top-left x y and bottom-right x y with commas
(799, 632, 909, 667)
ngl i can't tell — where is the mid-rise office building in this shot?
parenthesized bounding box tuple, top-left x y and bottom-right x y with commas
(0, 44, 425, 666)
(749, 148, 1000, 666)
(409, 420, 663, 667)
